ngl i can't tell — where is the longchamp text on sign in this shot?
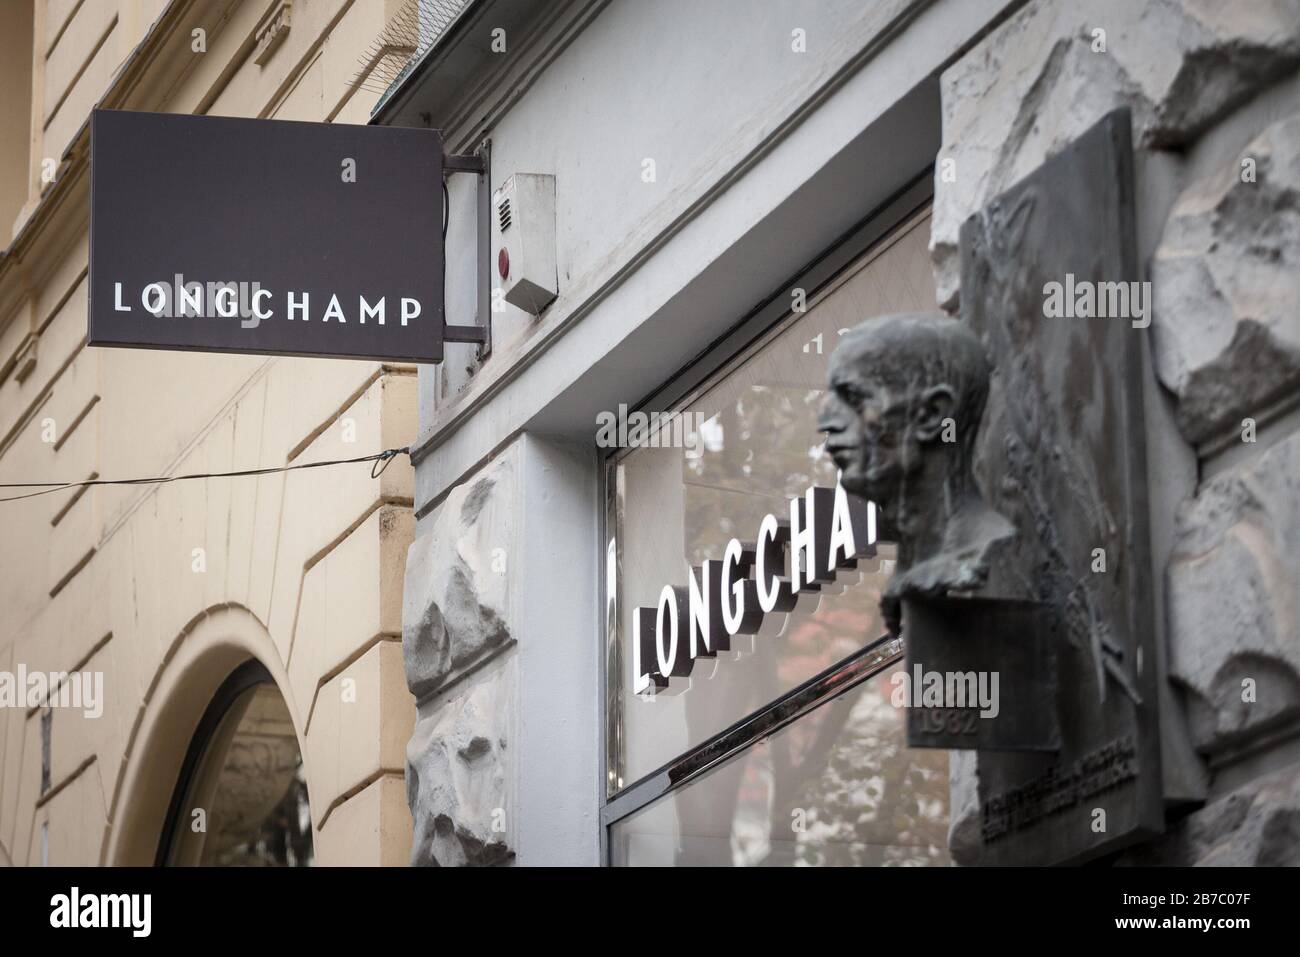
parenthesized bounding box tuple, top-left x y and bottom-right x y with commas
(89, 109, 444, 363)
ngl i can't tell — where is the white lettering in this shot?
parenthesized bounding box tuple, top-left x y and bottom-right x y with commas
(142, 283, 167, 316)
(252, 289, 272, 321)
(322, 294, 346, 323)
(655, 585, 680, 678)
(214, 286, 236, 318)
(720, 539, 748, 635)
(359, 295, 384, 325)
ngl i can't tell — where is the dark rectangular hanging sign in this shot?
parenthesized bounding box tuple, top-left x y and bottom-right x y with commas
(88, 109, 444, 363)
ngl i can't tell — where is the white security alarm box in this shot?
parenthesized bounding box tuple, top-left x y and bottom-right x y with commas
(492, 173, 557, 315)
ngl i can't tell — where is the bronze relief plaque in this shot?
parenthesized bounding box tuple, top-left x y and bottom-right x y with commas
(957, 108, 1162, 864)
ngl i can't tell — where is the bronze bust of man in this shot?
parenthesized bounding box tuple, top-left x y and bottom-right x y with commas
(819, 311, 1014, 636)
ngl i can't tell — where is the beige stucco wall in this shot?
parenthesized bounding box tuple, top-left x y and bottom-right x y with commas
(0, 0, 418, 866)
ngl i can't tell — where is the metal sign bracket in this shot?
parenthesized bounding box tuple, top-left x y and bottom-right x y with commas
(442, 140, 491, 358)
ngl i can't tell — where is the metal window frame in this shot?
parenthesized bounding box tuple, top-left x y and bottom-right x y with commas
(602, 633, 903, 831)
(598, 171, 935, 863)
(443, 140, 493, 356)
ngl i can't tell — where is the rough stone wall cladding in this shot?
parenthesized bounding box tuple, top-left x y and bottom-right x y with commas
(1154, 112, 1300, 448)
(1168, 432, 1300, 756)
(936, 0, 1300, 864)
(932, 0, 1300, 309)
(1118, 763, 1300, 866)
(402, 446, 519, 866)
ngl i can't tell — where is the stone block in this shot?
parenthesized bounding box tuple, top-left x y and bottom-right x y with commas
(402, 450, 515, 701)
(1152, 112, 1300, 445)
(314, 773, 411, 867)
(305, 640, 410, 829)
(1167, 430, 1300, 755)
(405, 658, 514, 866)
(932, 0, 1300, 308)
(947, 749, 981, 865)
(1119, 763, 1300, 865)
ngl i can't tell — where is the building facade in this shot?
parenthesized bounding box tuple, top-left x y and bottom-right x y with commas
(2, 0, 1299, 869)
(388, 0, 1300, 866)
(0, 0, 421, 866)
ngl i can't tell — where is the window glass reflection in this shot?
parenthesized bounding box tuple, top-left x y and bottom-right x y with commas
(165, 682, 313, 866)
(610, 663, 951, 866)
(612, 209, 936, 789)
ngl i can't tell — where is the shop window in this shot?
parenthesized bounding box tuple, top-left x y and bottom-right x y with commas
(610, 662, 950, 866)
(159, 662, 312, 867)
(604, 201, 948, 866)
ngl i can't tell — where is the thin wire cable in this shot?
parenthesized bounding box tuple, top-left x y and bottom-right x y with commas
(0, 447, 410, 504)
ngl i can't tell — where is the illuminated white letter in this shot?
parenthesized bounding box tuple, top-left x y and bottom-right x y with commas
(828, 483, 857, 568)
(789, 491, 814, 590)
(656, 585, 678, 677)
(756, 514, 790, 613)
(721, 539, 759, 635)
(688, 563, 714, 659)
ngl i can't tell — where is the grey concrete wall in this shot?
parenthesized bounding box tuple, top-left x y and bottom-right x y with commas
(414, 0, 1016, 516)
(515, 435, 601, 866)
(430, 0, 930, 409)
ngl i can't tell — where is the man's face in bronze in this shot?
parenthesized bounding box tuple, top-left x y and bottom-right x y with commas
(818, 334, 920, 505)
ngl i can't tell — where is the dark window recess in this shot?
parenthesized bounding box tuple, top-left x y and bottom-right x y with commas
(40, 709, 51, 795)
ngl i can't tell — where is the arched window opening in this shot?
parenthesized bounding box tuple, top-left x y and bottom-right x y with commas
(158, 662, 312, 866)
